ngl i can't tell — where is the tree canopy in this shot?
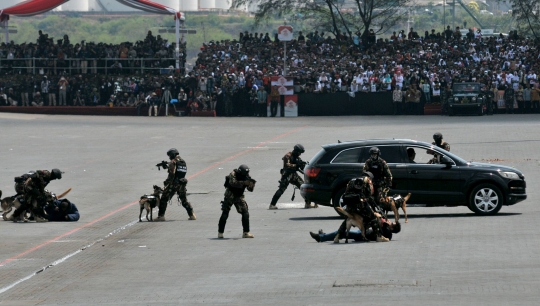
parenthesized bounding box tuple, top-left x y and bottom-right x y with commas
(230, 0, 414, 39)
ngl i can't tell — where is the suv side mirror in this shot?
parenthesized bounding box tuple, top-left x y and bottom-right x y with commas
(441, 156, 453, 166)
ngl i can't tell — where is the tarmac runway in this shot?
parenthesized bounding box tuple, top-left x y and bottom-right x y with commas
(1, 113, 539, 305)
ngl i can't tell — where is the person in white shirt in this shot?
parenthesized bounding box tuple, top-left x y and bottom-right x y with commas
(395, 72, 404, 90)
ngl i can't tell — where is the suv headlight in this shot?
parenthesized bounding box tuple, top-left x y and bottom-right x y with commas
(472, 97, 477, 101)
(454, 97, 459, 102)
(499, 171, 520, 179)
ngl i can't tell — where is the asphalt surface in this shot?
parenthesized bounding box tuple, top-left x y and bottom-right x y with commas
(1, 113, 539, 305)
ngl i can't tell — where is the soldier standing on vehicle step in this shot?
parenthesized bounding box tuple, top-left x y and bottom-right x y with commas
(269, 144, 316, 209)
(218, 165, 256, 238)
(428, 132, 451, 164)
(157, 148, 196, 221)
(362, 147, 392, 211)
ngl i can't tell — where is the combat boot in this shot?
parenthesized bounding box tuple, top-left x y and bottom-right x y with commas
(8, 214, 17, 222)
(242, 232, 254, 238)
(268, 204, 278, 210)
(155, 215, 166, 221)
(313, 203, 318, 208)
(309, 232, 321, 243)
(218, 232, 224, 239)
(304, 202, 311, 209)
(376, 235, 390, 242)
(189, 213, 197, 220)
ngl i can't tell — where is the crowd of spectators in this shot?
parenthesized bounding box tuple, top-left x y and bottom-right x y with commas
(1, 26, 540, 115)
(0, 30, 185, 75)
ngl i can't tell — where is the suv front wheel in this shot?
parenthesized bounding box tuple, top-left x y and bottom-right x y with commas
(468, 183, 503, 215)
(332, 186, 347, 218)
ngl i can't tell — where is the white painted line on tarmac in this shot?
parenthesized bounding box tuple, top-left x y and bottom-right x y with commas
(274, 203, 305, 209)
(0, 219, 139, 295)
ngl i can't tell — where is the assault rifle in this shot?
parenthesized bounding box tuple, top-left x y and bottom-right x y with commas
(156, 160, 169, 171)
(296, 160, 308, 175)
(246, 177, 257, 192)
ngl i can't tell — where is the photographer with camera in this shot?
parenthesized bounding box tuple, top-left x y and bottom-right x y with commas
(269, 144, 316, 209)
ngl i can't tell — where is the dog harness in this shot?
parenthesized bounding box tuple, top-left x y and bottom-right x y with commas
(392, 195, 404, 209)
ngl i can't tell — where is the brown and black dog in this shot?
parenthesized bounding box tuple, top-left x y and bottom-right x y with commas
(139, 185, 163, 222)
(334, 207, 366, 243)
(1, 190, 20, 221)
(379, 192, 411, 223)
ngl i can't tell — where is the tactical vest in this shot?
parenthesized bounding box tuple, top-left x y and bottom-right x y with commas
(283, 152, 297, 171)
(366, 160, 384, 180)
(227, 171, 246, 197)
(435, 141, 447, 150)
(342, 193, 361, 207)
(174, 158, 187, 180)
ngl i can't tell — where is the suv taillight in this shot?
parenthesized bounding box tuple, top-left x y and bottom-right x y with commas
(306, 167, 321, 178)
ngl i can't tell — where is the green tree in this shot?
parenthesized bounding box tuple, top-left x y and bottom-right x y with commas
(230, 0, 413, 39)
(511, 0, 540, 38)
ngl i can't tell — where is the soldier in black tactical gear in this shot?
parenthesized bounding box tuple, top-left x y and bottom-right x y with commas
(157, 148, 196, 221)
(218, 164, 256, 238)
(432, 133, 450, 151)
(10, 169, 63, 222)
(269, 144, 315, 209)
(362, 147, 392, 210)
(428, 133, 451, 164)
(336, 173, 390, 242)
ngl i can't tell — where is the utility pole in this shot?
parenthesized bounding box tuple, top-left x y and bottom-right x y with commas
(201, 21, 207, 43)
(443, 0, 446, 28)
(452, 0, 455, 29)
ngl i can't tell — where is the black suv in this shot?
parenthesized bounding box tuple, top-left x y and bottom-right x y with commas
(447, 82, 489, 116)
(300, 139, 527, 215)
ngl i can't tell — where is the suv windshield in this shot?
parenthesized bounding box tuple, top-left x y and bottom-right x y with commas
(453, 83, 480, 93)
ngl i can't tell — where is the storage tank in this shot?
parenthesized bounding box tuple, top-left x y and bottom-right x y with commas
(59, 0, 90, 11)
(97, 0, 138, 11)
(214, 0, 230, 10)
(159, 0, 180, 11)
(179, 0, 198, 11)
(199, 0, 215, 9)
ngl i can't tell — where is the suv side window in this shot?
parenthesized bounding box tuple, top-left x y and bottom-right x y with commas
(331, 148, 362, 163)
(378, 145, 405, 163)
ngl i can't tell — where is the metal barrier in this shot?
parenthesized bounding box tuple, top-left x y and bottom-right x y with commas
(0, 57, 185, 75)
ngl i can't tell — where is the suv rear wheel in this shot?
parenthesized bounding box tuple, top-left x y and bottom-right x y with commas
(332, 186, 347, 218)
(468, 183, 503, 215)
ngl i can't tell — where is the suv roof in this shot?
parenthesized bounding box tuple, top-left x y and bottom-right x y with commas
(322, 139, 431, 150)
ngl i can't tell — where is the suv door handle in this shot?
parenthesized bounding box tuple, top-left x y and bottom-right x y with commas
(409, 170, 418, 174)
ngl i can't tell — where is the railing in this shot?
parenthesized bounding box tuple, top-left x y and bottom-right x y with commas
(0, 57, 185, 75)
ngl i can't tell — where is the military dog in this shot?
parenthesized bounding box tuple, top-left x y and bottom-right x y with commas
(379, 192, 411, 223)
(1, 190, 19, 221)
(139, 185, 163, 222)
(333, 207, 366, 244)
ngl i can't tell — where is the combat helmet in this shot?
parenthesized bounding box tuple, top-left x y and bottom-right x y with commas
(51, 168, 63, 180)
(167, 148, 179, 159)
(293, 144, 305, 155)
(237, 164, 250, 177)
